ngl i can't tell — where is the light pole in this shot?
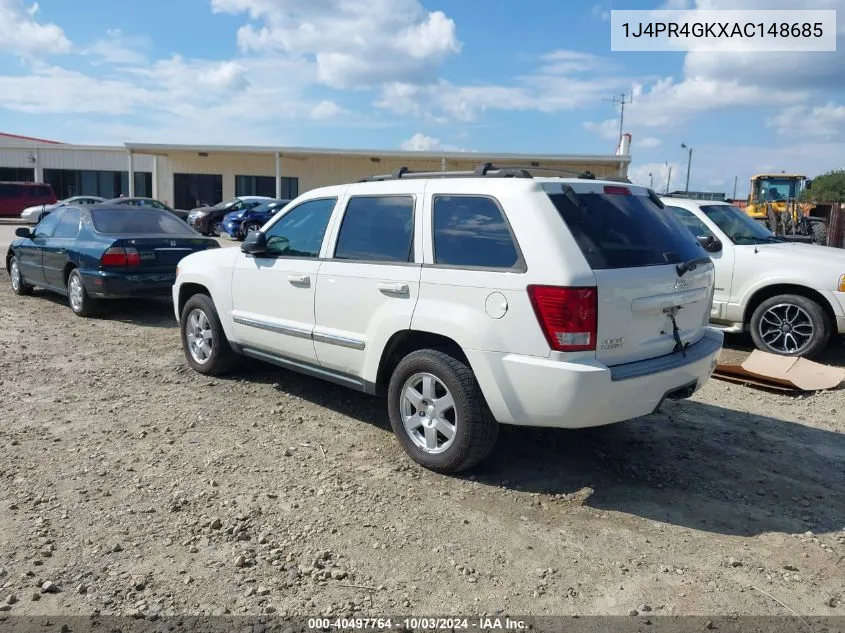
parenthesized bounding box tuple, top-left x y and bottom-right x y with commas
(665, 162, 672, 194)
(649, 172, 654, 189)
(681, 143, 693, 193)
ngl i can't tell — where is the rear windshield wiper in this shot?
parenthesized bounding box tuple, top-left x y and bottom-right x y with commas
(676, 256, 711, 277)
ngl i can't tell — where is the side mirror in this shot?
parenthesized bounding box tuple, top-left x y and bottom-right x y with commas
(15, 227, 32, 238)
(804, 179, 812, 191)
(241, 230, 267, 255)
(697, 235, 722, 253)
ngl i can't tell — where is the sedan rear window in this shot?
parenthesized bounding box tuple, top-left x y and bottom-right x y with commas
(91, 208, 196, 235)
(547, 188, 705, 269)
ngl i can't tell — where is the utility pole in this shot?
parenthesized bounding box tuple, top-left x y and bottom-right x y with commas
(732, 175, 738, 200)
(604, 92, 633, 150)
(681, 143, 693, 193)
(665, 162, 672, 194)
(649, 172, 654, 189)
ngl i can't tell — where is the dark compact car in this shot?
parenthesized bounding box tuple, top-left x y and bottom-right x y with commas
(101, 196, 190, 222)
(219, 199, 290, 240)
(186, 196, 275, 235)
(6, 205, 219, 316)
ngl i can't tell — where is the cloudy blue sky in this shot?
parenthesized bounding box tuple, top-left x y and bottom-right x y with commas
(0, 0, 842, 195)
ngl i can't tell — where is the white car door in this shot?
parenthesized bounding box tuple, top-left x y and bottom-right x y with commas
(312, 183, 424, 377)
(230, 196, 340, 363)
(663, 203, 736, 321)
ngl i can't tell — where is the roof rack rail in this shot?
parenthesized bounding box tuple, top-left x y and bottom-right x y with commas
(359, 162, 601, 182)
(491, 165, 597, 180)
(359, 162, 536, 182)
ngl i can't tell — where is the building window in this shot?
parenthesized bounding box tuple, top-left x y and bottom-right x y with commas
(174, 173, 223, 210)
(43, 169, 152, 200)
(236, 175, 299, 199)
(0, 167, 35, 182)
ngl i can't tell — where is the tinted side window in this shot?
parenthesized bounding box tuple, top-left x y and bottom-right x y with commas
(263, 198, 337, 258)
(664, 205, 715, 239)
(52, 208, 81, 239)
(334, 196, 414, 262)
(432, 195, 520, 269)
(33, 209, 64, 238)
(0, 184, 20, 198)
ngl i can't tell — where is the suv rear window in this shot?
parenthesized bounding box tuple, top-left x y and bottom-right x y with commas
(547, 188, 704, 269)
(91, 208, 195, 235)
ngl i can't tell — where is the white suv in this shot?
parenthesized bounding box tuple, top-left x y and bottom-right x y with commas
(173, 165, 723, 472)
(661, 197, 845, 358)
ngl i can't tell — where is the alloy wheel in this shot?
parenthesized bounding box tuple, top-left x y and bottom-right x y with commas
(758, 303, 815, 354)
(186, 308, 214, 364)
(399, 372, 458, 454)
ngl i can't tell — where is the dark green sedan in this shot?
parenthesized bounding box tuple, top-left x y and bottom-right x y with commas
(6, 204, 219, 316)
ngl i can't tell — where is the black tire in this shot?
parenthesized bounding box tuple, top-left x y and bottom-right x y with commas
(67, 269, 98, 317)
(811, 221, 827, 246)
(387, 349, 498, 473)
(749, 294, 830, 358)
(240, 222, 261, 241)
(8, 256, 33, 296)
(179, 293, 239, 375)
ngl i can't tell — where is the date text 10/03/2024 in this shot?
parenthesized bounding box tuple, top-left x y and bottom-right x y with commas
(307, 617, 528, 630)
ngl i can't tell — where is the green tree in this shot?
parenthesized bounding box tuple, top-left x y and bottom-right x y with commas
(801, 170, 845, 202)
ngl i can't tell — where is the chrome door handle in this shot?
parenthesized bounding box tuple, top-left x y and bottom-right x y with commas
(377, 282, 409, 293)
(287, 274, 310, 285)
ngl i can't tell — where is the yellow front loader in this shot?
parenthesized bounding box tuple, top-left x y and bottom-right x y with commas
(745, 173, 831, 244)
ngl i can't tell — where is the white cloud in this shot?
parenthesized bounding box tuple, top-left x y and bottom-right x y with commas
(590, 4, 610, 21)
(0, 0, 70, 57)
(83, 29, 149, 65)
(767, 103, 845, 141)
(399, 132, 468, 152)
(629, 161, 683, 191)
(309, 100, 347, 120)
(210, 0, 460, 89)
(537, 50, 609, 75)
(639, 137, 663, 148)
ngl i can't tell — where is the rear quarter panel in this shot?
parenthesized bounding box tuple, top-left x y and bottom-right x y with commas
(411, 180, 596, 358)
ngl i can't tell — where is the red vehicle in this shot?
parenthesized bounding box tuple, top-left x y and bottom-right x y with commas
(0, 182, 57, 217)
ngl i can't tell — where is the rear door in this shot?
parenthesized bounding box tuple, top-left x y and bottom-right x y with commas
(544, 182, 714, 366)
(313, 187, 422, 376)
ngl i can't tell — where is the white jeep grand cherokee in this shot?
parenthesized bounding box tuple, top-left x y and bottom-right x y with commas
(173, 165, 723, 472)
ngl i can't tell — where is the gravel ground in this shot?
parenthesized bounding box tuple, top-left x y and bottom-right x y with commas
(0, 268, 843, 620)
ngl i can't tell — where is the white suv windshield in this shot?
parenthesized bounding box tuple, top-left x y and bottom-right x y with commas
(699, 205, 783, 245)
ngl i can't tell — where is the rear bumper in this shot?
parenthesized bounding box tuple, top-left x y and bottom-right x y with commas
(80, 270, 176, 299)
(467, 328, 724, 429)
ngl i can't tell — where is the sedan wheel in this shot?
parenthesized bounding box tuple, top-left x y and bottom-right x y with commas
(67, 269, 97, 316)
(9, 257, 33, 296)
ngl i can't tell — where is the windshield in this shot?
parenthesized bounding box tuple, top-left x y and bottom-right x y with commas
(754, 177, 799, 202)
(91, 208, 197, 235)
(699, 205, 782, 245)
(210, 198, 239, 210)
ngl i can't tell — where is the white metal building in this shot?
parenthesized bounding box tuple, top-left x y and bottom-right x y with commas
(1, 132, 632, 210)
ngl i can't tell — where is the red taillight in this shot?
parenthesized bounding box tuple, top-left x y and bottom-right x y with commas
(101, 247, 140, 267)
(603, 185, 631, 195)
(527, 285, 597, 352)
